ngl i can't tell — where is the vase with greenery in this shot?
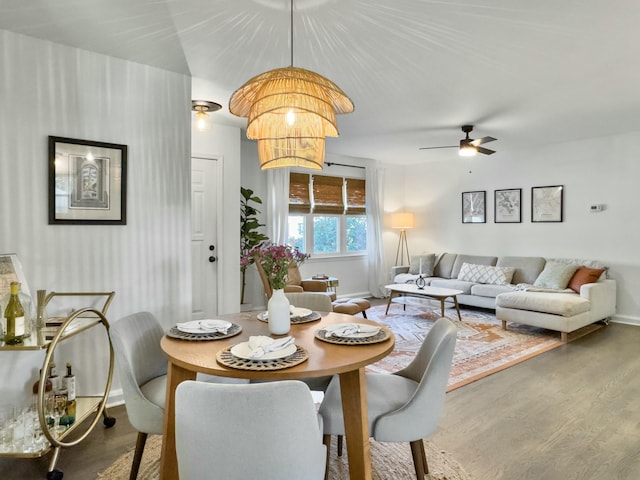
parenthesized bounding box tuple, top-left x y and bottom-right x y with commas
(240, 187, 269, 305)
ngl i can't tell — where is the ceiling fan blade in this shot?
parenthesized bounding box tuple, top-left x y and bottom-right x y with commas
(476, 146, 496, 155)
(418, 145, 457, 150)
(470, 136, 497, 147)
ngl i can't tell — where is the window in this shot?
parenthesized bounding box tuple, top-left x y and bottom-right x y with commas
(287, 172, 367, 255)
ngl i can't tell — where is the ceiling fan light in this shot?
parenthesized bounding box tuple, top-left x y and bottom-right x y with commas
(459, 144, 477, 157)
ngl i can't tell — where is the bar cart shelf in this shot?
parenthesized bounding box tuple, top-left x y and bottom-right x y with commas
(0, 291, 117, 480)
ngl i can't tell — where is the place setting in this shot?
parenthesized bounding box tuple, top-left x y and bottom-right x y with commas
(256, 305, 321, 324)
(216, 335, 309, 371)
(315, 322, 391, 345)
(166, 319, 242, 341)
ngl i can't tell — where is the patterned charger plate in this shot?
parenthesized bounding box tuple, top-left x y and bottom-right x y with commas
(166, 323, 242, 341)
(216, 344, 309, 371)
(315, 327, 391, 345)
(256, 311, 322, 324)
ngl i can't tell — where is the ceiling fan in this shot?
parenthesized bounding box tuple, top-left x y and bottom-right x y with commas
(419, 125, 497, 156)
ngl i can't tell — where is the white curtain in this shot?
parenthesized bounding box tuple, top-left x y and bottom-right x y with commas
(266, 168, 290, 244)
(366, 165, 388, 298)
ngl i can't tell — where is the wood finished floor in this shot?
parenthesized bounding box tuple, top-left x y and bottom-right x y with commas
(2, 303, 639, 479)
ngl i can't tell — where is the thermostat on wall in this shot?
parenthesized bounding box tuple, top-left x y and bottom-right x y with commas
(590, 204, 604, 212)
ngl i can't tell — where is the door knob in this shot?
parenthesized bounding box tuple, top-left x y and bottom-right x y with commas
(209, 256, 217, 263)
(209, 245, 215, 251)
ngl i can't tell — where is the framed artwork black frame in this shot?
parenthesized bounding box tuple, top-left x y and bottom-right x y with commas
(531, 185, 563, 223)
(494, 188, 522, 223)
(48, 136, 127, 225)
(462, 190, 486, 224)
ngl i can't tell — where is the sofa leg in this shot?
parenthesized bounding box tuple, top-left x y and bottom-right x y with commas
(501, 320, 507, 330)
(561, 331, 568, 343)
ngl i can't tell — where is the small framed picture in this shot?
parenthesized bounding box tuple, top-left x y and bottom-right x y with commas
(494, 188, 522, 223)
(462, 191, 486, 224)
(532, 185, 563, 222)
(48, 136, 127, 225)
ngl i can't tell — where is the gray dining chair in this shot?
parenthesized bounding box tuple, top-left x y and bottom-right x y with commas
(110, 311, 247, 480)
(318, 317, 457, 479)
(175, 380, 327, 480)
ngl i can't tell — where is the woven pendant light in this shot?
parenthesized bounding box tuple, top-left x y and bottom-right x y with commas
(229, 0, 353, 170)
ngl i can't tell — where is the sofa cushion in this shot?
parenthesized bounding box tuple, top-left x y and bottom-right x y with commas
(496, 291, 590, 317)
(408, 254, 436, 275)
(496, 256, 546, 285)
(471, 283, 513, 298)
(457, 263, 515, 285)
(533, 261, 580, 289)
(433, 253, 457, 278)
(393, 273, 436, 285)
(430, 278, 475, 294)
(451, 254, 498, 279)
(568, 266, 606, 293)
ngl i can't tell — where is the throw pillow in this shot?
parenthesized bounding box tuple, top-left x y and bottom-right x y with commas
(533, 261, 579, 290)
(568, 266, 605, 293)
(457, 263, 515, 285)
(408, 254, 436, 276)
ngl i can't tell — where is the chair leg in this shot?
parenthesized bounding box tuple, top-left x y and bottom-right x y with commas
(130, 432, 148, 480)
(420, 439, 429, 474)
(322, 435, 331, 480)
(410, 440, 426, 479)
(361, 310, 368, 319)
(337, 434, 343, 456)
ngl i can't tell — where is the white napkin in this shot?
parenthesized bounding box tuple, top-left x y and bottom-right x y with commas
(247, 335, 295, 358)
(176, 319, 232, 334)
(324, 323, 380, 338)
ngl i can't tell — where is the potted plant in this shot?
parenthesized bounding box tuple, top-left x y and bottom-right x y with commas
(240, 187, 269, 308)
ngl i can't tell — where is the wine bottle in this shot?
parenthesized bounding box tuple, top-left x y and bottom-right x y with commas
(48, 362, 62, 392)
(4, 281, 25, 344)
(62, 362, 76, 425)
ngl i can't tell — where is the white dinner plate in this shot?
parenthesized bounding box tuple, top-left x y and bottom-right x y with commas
(176, 319, 232, 334)
(256, 307, 313, 321)
(324, 323, 381, 339)
(230, 341, 297, 361)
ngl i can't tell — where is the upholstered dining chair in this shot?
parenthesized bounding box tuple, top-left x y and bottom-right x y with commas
(110, 311, 248, 480)
(175, 380, 327, 480)
(318, 317, 457, 480)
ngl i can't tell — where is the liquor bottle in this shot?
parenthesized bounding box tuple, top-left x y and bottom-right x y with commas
(32, 368, 53, 396)
(61, 362, 76, 425)
(4, 281, 25, 344)
(33, 369, 55, 428)
(47, 362, 62, 392)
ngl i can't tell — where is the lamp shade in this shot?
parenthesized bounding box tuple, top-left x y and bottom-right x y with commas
(391, 212, 415, 229)
(257, 136, 325, 170)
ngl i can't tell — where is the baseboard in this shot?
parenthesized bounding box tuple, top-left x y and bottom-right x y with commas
(106, 388, 124, 408)
(610, 314, 640, 327)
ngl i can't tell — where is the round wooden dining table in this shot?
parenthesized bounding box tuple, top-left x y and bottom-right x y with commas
(159, 310, 395, 480)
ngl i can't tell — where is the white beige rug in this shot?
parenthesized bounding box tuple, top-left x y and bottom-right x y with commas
(97, 434, 471, 480)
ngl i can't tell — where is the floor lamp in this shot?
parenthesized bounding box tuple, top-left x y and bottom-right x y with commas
(391, 212, 415, 266)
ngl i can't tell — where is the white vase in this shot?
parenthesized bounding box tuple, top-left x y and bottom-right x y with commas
(267, 288, 290, 335)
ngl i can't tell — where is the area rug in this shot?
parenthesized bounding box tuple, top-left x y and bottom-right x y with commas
(97, 434, 471, 480)
(365, 302, 565, 391)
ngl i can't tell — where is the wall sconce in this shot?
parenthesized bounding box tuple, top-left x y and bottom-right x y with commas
(390, 212, 415, 266)
(192, 100, 222, 132)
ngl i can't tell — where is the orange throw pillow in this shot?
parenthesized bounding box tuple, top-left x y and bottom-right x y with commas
(568, 266, 605, 293)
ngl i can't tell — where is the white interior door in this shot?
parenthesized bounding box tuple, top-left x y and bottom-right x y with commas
(191, 156, 219, 319)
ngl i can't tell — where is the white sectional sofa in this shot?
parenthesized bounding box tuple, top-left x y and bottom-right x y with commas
(391, 253, 616, 342)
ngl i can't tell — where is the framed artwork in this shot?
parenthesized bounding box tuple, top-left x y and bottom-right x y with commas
(532, 185, 563, 222)
(48, 136, 127, 225)
(462, 191, 486, 223)
(0, 254, 31, 299)
(494, 188, 522, 223)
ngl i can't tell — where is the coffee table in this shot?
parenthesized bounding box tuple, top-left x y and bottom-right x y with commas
(385, 283, 464, 320)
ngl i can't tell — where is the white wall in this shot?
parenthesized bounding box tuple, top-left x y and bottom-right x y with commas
(0, 29, 193, 406)
(383, 131, 640, 323)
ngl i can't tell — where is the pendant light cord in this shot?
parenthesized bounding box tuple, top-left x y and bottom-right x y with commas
(290, 0, 294, 67)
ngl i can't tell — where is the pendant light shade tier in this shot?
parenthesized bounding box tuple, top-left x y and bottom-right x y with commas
(230, 66, 354, 120)
(257, 136, 325, 170)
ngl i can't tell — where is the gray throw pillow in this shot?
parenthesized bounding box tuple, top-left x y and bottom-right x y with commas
(533, 261, 580, 289)
(408, 254, 436, 276)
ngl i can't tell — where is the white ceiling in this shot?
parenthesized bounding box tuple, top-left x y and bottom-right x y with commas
(2, 0, 639, 165)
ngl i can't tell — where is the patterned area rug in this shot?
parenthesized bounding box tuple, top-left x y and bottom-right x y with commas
(97, 434, 471, 480)
(366, 302, 564, 391)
